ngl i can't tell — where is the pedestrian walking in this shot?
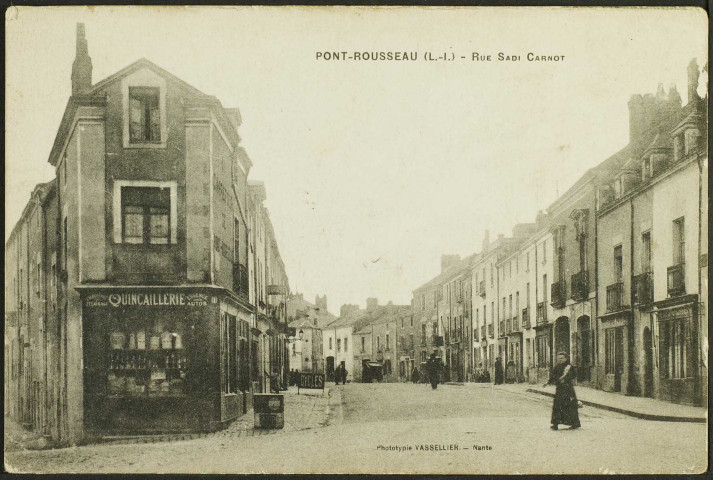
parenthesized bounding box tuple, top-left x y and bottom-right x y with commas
(543, 351, 581, 431)
(411, 366, 420, 383)
(340, 361, 348, 385)
(334, 363, 343, 385)
(426, 353, 441, 390)
(494, 357, 504, 385)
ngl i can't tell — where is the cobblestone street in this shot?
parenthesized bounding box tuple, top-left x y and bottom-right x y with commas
(5, 383, 707, 474)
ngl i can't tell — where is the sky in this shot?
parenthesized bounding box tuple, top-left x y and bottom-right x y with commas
(5, 6, 707, 315)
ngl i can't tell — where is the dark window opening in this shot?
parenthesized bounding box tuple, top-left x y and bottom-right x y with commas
(129, 87, 161, 143)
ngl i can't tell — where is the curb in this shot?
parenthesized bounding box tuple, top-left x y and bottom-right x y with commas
(526, 389, 706, 423)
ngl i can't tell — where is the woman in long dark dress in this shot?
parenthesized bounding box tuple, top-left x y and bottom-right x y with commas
(544, 351, 581, 430)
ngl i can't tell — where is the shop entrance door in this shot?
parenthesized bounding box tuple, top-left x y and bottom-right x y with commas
(643, 327, 654, 397)
(326, 356, 335, 382)
(614, 327, 624, 392)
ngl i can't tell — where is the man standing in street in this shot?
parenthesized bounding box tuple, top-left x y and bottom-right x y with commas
(426, 353, 441, 390)
(494, 357, 504, 385)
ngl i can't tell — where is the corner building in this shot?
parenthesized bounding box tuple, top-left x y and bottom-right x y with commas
(5, 24, 290, 443)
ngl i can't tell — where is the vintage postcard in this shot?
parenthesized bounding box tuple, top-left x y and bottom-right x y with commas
(4, 5, 708, 475)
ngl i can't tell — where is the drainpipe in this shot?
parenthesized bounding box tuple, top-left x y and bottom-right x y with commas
(628, 196, 636, 395)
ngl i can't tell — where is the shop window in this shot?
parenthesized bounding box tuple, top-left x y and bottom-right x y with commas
(536, 335, 550, 369)
(221, 313, 240, 394)
(659, 318, 694, 379)
(129, 87, 161, 143)
(107, 317, 187, 397)
(337, 338, 341, 352)
(120, 186, 171, 244)
(329, 337, 332, 350)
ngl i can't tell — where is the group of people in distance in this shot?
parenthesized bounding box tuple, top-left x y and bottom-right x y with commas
(408, 350, 580, 431)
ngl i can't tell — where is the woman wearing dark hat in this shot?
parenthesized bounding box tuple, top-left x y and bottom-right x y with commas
(544, 351, 581, 430)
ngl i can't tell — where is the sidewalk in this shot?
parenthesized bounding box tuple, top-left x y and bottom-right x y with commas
(526, 384, 706, 422)
(470, 380, 705, 422)
(444, 381, 706, 422)
(83, 385, 340, 447)
(4, 416, 52, 452)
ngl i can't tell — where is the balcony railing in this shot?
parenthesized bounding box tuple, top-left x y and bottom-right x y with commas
(480, 325, 487, 341)
(488, 323, 494, 338)
(233, 263, 249, 298)
(521, 308, 531, 329)
(536, 302, 547, 325)
(606, 282, 625, 312)
(512, 315, 520, 332)
(478, 281, 486, 298)
(551, 281, 566, 309)
(571, 270, 589, 302)
(633, 272, 653, 305)
(667, 264, 685, 297)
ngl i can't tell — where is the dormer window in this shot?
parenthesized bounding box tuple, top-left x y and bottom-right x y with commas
(642, 157, 651, 181)
(684, 128, 700, 155)
(614, 178, 622, 199)
(673, 135, 684, 161)
(129, 87, 161, 143)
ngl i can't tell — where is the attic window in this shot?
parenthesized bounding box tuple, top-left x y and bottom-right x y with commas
(129, 87, 161, 143)
(642, 157, 651, 181)
(614, 178, 622, 199)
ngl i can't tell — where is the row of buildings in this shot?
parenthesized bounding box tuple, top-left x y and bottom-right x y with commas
(5, 25, 292, 444)
(285, 296, 419, 385)
(411, 59, 708, 407)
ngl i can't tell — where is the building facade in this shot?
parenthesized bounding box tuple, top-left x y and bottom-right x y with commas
(410, 58, 707, 408)
(4, 24, 291, 443)
(596, 62, 707, 406)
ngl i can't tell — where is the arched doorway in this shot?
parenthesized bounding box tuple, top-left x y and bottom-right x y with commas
(576, 316, 592, 382)
(554, 317, 570, 358)
(643, 327, 654, 398)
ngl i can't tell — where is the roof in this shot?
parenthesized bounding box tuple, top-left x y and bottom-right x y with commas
(48, 58, 249, 168)
(88, 58, 208, 98)
(288, 318, 317, 330)
(413, 254, 475, 293)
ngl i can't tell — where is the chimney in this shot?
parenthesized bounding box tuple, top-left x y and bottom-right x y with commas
(688, 58, 700, 104)
(667, 84, 682, 106)
(71, 23, 92, 94)
(627, 94, 644, 143)
(481, 229, 490, 252)
(655, 83, 666, 100)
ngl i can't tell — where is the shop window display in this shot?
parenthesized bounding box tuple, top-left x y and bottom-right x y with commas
(107, 318, 187, 397)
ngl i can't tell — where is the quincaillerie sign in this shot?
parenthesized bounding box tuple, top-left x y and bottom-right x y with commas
(84, 292, 210, 308)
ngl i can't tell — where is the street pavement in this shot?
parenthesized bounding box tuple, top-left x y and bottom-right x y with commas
(4, 382, 708, 474)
